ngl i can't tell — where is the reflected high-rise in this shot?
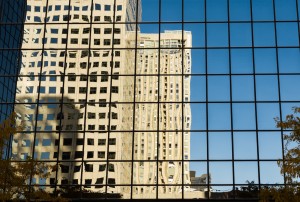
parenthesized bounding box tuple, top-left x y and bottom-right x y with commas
(12, 0, 199, 199)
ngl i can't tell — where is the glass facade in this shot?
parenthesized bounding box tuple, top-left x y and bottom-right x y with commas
(0, 0, 300, 200)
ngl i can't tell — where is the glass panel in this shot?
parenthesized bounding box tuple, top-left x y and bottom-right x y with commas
(208, 104, 231, 130)
(190, 49, 206, 74)
(275, 0, 297, 21)
(161, 0, 182, 22)
(207, 0, 228, 22)
(232, 104, 256, 130)
(184, 23, 205, 48)
(190, 104, 206, 130)
(259, 132, 283, 160)
(186, 162, 208, 198)
(140, 0, 159, 22)
(209, 132, 232, 160)
(210, 162, 233, 184)
(278, 48, 300, 73)
(207, 49, 229, 74)
(232, 76, 254, 101)
(190, 133, 207, 160)
(252, 0, 274, 21)
(207, 23, 229, 47)
(234, 162, 258, 185)
(257, 103, 280, 130)
(256, 76, 279, 101)
(190, 77, 206, 102)
(229, 0, 251, 21)
(230, 23, 252, 47)
(280, 75, 300, 101)
(208, 76, 230, 101)
(276, 22, 299, 47)
(184, 0, 205, 22)
(254, 48, 277, 73)
(260, 161, 284, 184)
(231, 49, 253, 74)
(234, 132, 257, 160)
(253, 23, 275, 47)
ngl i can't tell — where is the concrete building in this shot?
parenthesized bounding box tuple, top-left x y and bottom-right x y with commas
(12, 0, 201, 199)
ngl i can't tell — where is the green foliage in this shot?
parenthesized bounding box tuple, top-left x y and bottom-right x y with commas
(260, 107, 300, 202)
(0, 113, 66, 201)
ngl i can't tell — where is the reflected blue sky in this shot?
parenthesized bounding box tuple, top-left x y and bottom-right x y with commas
(141, 0, 300, 186)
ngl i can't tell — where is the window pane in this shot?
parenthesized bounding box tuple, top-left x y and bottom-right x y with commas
(253, 23, 275, 47)
(207, 23, 228, 47)
(207, 49, 229, 74)
(230, 23, 252, 47)
(231, 49, 253, 74)
(278, 48, 300, 73)
(208, 104, 231, 130)
(275, 0, 297, 21)
(234, 132, 257, 160)
(276, 22, 299, 47)
(280, 75, 300, 101)
(184, 0, 205, 22)
(252, 0, 274, 21)
(232, 76, 254, 101)
(229, 0, 251, 21)
(207, 0, 228, 21)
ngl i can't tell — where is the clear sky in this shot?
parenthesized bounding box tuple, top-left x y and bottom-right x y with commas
(140, 0, 300, 189)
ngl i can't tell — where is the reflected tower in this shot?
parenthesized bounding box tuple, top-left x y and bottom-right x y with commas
(13, 0, 140, 197)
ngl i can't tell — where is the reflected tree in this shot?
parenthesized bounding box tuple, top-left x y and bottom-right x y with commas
(0, 113, 66, 201)
(260, 107, 300, 201)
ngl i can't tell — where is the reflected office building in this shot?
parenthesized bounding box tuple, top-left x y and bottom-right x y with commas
(12, 0, 202, 199)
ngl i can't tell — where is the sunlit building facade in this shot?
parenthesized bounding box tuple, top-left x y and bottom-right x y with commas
(13, 0, 140, 196)
(127, 31, 195, 198)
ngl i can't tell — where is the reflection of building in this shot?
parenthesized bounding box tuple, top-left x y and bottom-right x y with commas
(14, 0, 140, 197)
(190, 171, 211, 192)
(13, 0, 199, 199)
(0, 0, 26, 123)
(127, 31, 194, 198)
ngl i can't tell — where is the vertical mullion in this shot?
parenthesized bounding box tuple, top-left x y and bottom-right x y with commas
(54, 0, 71, 196)
(79, 0, 94, 198)
(227, 0, 235, 197)
(181, 0, 184, 199)
(156, 0, 162, 199)
(204, 0, 210, 199)
(297, 0, 300, 47)
(28, 0, 49, 199)
(104, 0, 117, 198)
(272, 0, 285, 185)
(249, 0, 261, 190)
(130, 0, 140, 199)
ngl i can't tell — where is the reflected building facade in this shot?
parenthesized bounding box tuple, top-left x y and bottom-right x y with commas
(127, 31, 195, 198)
(12, 0, 199, 199)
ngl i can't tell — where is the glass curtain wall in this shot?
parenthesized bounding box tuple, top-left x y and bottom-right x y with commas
(0, 0, 299, 200)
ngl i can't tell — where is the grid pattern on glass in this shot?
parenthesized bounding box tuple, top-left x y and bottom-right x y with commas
(1, 0, 300, 200)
